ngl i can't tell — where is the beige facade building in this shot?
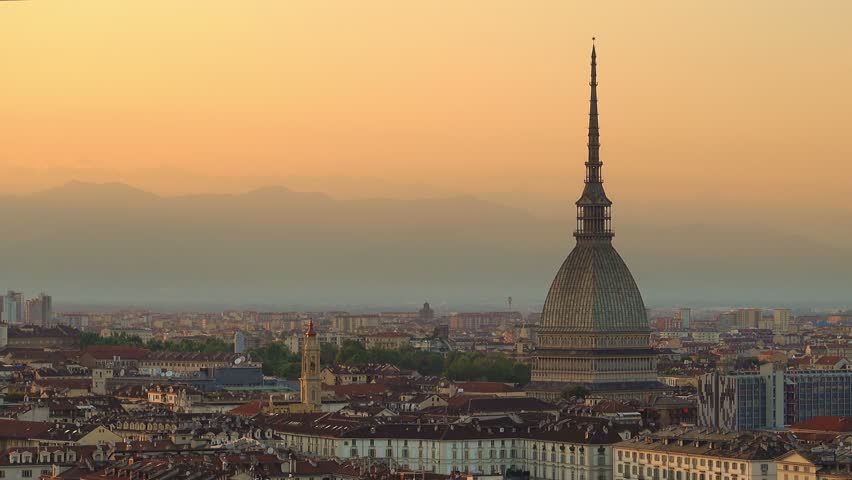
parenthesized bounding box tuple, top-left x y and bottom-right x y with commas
(364, 332, 411, 350)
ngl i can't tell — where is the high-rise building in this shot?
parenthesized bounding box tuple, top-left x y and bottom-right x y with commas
(526, 44, 662, 401)
(2, 291, 24, 324)
(25, 293, 52, 326)
(735, 308, 761, 329)
(678, 308, 691, 329)
(234, 330, 246, 354)
(773, 308, 792, 333)
(717, 311, 736, 332)
(698, 363, 852, 431)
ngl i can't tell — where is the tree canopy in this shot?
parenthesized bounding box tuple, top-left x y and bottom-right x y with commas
(80, 332, 531, 384)
(79, 332, 233, 353)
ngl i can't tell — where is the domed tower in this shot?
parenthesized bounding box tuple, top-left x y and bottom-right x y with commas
(527, 43, 663, 401)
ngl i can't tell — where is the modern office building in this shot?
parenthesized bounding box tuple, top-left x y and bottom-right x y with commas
(526, 44, 661, 401)
(679, 308, 691, 330)
(234, 330, 246, 354)
(698, 363, 852, 431)
(2, 290, 25, 324)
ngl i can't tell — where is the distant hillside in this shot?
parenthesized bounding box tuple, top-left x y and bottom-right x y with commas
(1, 181, 849, 308)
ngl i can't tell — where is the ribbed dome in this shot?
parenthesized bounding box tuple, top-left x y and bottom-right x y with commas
(541, 240, 648, 333)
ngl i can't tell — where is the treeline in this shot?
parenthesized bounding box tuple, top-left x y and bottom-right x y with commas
(79, 332, 233, 353)
(250, 340, 530, 383)
(79, 333, 532, 383)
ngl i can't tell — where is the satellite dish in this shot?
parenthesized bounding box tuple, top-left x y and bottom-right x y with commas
(267, 447, 274, 454)
(119, 369, 125, 377)
(166, 371, 174, 378)
(234, 357, 243, 365)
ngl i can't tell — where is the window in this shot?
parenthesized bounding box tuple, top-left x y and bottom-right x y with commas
(22, 472, 33, 479)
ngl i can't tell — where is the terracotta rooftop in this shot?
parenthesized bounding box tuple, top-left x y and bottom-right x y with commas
(789, 416, 852, 433)
(82, 346, 150, 360)
(453, 381, 520, 393)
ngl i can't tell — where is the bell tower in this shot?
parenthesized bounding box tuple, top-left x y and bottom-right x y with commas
(299, 319, 321, 410)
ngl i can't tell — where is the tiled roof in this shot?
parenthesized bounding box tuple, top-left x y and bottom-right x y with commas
(453, 381, 519, 393)
(0, 419, 53, 439)
(82, 346, 150, 360)
(447, 396, 557, 415)
(143, 351, 240, 362)
(228, 399, 268, 417)
(33, 378, 93, 390)
(323, 383, 390, 397)
(815, 355, 843, 365)
(7, 325, 81, 338)
(789, 416, 852, 433)
(615, 429, 793, 460)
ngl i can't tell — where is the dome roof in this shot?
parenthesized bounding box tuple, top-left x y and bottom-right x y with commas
(541, 241, 648, 333)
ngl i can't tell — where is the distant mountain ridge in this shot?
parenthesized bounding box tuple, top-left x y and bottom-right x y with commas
(1, 181, 849, 308)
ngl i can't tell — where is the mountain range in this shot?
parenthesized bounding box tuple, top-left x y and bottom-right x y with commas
(1, 181, 849, 310)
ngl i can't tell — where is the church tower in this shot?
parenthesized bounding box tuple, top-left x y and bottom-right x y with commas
(299, 319, 322, 410)
(526, 42, 664, 401)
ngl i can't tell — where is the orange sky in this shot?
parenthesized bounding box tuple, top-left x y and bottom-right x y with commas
(1, 1, 851, 214)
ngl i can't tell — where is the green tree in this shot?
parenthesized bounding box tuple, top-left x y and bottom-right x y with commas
(250, 342, 301, 378)
(561, 385, 590, 399)
(320, 343, 338, 366)
(335, 340, 368, 365)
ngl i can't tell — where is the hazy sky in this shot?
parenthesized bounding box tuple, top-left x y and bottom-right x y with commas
(2, 1, 851, 212)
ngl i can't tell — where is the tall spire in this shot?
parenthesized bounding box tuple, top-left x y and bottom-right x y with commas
(588, 40, 600, 172)
(575, 39, 613, 240)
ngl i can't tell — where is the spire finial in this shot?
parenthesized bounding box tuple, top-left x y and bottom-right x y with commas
(574, 41, 613, 240)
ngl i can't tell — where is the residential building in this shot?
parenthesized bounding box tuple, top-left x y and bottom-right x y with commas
(364, 332, 411, 350)
(774, 309, 793, 334)
(612, 429, 790, 480)
(262, 413, 631, 478)
(331, 314, 381, 333)
(24, 293, 52, 326)
(736, 308, 762, 329)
